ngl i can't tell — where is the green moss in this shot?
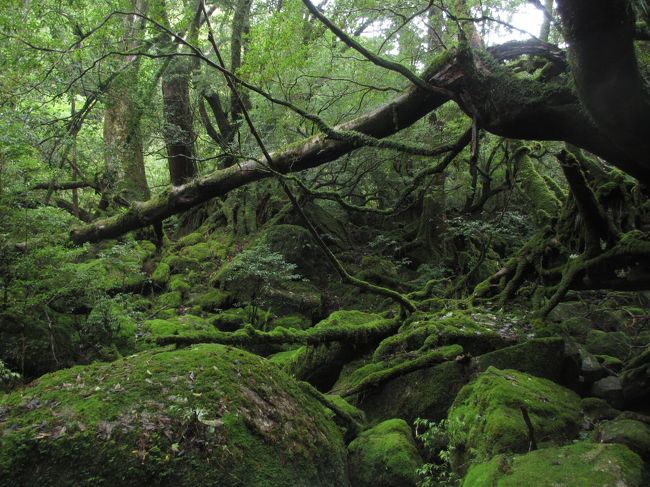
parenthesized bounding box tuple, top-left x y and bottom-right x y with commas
(335, 345, 462, 399)
(595, 354, 624, 371)
(595, 418, 650, 461)
(354, 255, 401, 289)
(535, 316, 592, 339)
(515, 148, 560, 224)
(179, 242, 212, 262)
(143, 315, 211, 338)
(324, 394, 366, 426)
(0, 345, 348, 486)
(177, 231, 204, 247)
(271, 314, 311, 330)
(189, 289, 232, 312)
(151, 262, 171, 286)
(581, 397, 620, 422)
(585, 330, 631, 361)
(354, 360, 467, 425)
(211, 307, 251, 332)
(621, 345, 650, 404)
(462, 442, 645, 486)
(268, 347, 306, 369)
(168, 276, 190, 295)
(473, 337, 567, 381)
(448, 367, 582, 467)
(157, 291, 182, 308)
(347, 419, 423, 487)
(373, 310, 506, 360)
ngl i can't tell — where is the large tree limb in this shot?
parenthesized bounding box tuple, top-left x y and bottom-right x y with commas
(155, 316, 400, 348)
(71, 35, 649, 243)
(557, 0, 650, 178)
(70, 56, 456, 243)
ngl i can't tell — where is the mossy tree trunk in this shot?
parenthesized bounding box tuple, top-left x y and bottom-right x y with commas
(102, 0, 150, 203)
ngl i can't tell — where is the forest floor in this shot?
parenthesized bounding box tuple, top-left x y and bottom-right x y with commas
(1, 214, 649, 486)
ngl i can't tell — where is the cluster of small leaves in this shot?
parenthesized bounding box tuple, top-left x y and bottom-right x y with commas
(447, 209, 532, 247)
(414, 418, 461, 487)
(0, 359, 20, 385)
(222, 241, 302, 322)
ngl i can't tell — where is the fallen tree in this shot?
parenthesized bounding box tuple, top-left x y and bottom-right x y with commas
(155, 315, 401, 349)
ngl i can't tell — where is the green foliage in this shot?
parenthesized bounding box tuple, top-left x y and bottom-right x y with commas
(414, 418, 461, 487)
(221, 241, 302, 325)
(0, 359, 20, 388)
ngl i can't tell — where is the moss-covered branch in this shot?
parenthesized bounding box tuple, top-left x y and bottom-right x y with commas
(336, 344, 463, 398)
(155, 316, 401, 348)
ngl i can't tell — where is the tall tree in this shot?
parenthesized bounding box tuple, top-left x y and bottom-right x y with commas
(102, 0, 151, 202)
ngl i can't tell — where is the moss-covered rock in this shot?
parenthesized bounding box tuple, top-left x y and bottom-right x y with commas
(157, 291, 182, 309)
(581, 397, 620, 423)
(351, 359, 468, 425)
(262, 280, 323, 318)
(0, 345, 348, 486)
(472, 337, 570, 382)
(189, 289, 232, 312)
(448, 367, 582, 468)
(151, 262, 171, 287)
(179, 242, 212, 262)
(271, 314, 311, 330)
(168, 276, 190, 295)
(621, 345, 650, 405)
(271, 311, 385, 391)
(595, 418, 650, 461)
(596, 354, 625, 373)
(590, 376, 624, 409)
(585, 330, 631, 361)
(347, 419, 422, 487)
(354, 255, 402, 290)
(263, 224, 327, 281)
(210, 307, 248, 331)
(142, 315, 212, 338)
(462, 442, 645, 486)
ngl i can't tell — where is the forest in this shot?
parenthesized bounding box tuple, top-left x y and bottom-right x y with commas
(1, 0, 650, 485)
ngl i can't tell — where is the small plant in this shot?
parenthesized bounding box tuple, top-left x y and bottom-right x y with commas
(222, 241, 301, 326)
(414, 418, 461, 487)
(0, 359, 20, 390)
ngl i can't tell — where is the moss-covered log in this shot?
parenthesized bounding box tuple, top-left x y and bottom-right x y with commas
(155, 315, 401, 349)
(337, 344, 463, 398)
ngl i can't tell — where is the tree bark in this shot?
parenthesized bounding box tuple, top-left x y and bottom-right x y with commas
(162, 57, 197, 186)
(557, 0, 650, 179)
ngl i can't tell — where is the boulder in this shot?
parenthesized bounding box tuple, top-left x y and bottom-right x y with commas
(472, 337, 569, 383)
(585, 330, 631, 362)
(462, 442, 645, 486)
(347, 419, 422, 487)
(595, 418, 650, 461)
(590, 376, 624, 409)
(0, 345, 348, 487)
(621, 345, 650, 405)
(349, 359, 467, 425)
(448, 367, 582, 469)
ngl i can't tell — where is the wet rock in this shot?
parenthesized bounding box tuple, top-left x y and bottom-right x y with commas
(591, 376, 625, 409)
